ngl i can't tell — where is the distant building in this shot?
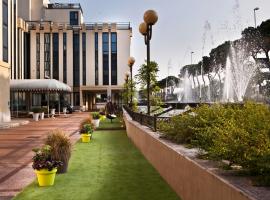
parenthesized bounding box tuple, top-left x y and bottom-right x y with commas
(0, 0, 11, 122)
(0, 0, 132, 122)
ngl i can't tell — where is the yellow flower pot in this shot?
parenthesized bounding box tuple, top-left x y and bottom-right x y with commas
(35, 168, 57, 186)
(81, 133, 91, 143)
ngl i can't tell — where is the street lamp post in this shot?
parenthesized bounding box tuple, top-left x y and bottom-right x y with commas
(254, 7, 259, 28)
(191, 51, 194, 64)
(139, 10, 158, 115)
(128, 57, 135, 107)
(125, 72, 130, 105)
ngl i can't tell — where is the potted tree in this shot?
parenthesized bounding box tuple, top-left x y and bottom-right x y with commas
(32, 145, 62, 186)
(80, 124, 94, 143)
(92, 112, 101, 128)
(45, 129, 72, 174)
(31, 107, 40, 121)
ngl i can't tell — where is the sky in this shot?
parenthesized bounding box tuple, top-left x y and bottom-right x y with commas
(54, 0, 270, 80)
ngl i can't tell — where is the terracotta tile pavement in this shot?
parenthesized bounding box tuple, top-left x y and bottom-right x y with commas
(0, 112, 89, 199)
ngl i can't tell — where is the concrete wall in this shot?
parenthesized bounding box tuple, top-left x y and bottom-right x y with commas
(123, 110, 255, 200)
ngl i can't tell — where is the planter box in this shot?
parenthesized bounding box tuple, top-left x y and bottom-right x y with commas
(123, 110, 263, 200)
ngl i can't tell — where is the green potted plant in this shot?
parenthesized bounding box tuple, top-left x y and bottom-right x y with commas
(31, 107, 40, 121)
(40, 107, 47, 120)
(45, 129, 72, 174)
(32, 145, 62, 186)
(92, 112, 101, 128)
(80, 124, 94, 143)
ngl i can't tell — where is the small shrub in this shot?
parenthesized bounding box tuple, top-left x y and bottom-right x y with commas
(84, 124, 94, 134)
(79, 117, 93, 130)
(32, 145, 62, 171)
(31, 107, 41, 113)
(159, 112, 195, 144)
(80, 123, 94, 134)
(92, 112, 101, 120)
(45, 129, 72, 173)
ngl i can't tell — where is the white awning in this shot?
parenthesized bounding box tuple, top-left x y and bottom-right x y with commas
(10, 79, 72, 92)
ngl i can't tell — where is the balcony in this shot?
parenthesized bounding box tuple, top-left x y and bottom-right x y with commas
(47, 3, 83, 13)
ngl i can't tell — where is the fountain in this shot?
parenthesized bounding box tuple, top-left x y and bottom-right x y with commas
(222, 43, 258, 102)
(175, 42, 259, 103)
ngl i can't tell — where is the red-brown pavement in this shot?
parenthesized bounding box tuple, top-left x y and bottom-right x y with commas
(0, 112, 89, 200)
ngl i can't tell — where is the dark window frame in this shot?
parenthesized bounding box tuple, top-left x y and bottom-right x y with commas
(73, 32, 80, 87)
(63, 32, 67, 83)
(111, 32, 117, 85)
(44, 33, 51, 78)
(36, 33, 40, 78)
(52, 33, 59, 80)
(82, 32, 86, 85)
(70, 11, 79, 25)
(102, 32, 109, 85)
(95, 32, 98, 85)
(2, 0, 8, 62)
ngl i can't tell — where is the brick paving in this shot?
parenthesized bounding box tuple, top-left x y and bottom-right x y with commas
(0, 113, 89, 199)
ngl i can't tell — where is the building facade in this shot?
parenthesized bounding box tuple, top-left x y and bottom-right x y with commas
(10, 0, 132, 112)
(0, 0, 12, 122)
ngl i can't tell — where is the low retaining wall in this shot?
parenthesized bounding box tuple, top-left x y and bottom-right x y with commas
(123, 110, 254, 200)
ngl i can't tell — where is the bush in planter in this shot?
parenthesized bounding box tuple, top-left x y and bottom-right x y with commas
(80, 123, 94, 142)
(159, 101, 270, 185)
(91, 112, 101, 128)
(92, 112, 101, 120)
(44, 129, 72, 174)
(31, 107, 41, 121)
(159, 111, 196, 144)
(79, 117, 93, 130)
(31, 107, 41, 113)
(206, 102, 270, 173)
(80, 123, 94, 135)
(32, 145, 62, 170)
(32, 145, 62, 186)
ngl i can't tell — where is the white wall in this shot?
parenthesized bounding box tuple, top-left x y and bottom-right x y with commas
(44, 9, 83, 24)
(30, 30, 36, 78)
(86, 30, 95, 85)
(117, 30, 131, 86)
(66, 30, 73, 86)
(0, 0, 12, 122)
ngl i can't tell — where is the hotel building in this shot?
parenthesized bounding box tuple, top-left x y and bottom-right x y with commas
(0, 0, 132, 122)
(0, 0, 11, 122)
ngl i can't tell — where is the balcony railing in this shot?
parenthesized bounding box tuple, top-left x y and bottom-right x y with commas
(47, 3, 81, 10)
(123, 105, 171, 132)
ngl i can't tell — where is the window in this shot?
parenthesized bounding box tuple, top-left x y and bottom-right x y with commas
(13, 2, 16, 79)
(111, 33, 117, 85)
(70, 11, 79, 25)
(82, 32, 86, 85)
(102, 33, 109, 85)
(63, 32, 67, 83)
(73, 92, 80, 106)
(73, 32, 80, 87)
(2, 0, 8, 62)
(53, 33, 59, 80)
(36, 33, 40, 78)
(95, 32, 98, 85)
(24, 33, 30, 79)
(44, 33, 51, 78)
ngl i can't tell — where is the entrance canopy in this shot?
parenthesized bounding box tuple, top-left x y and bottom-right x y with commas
(10, 79, 71, 93)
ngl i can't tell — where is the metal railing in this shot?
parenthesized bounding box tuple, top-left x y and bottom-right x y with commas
(123, 105, 171, 132)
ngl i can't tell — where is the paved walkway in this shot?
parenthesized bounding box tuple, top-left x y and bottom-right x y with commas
(0, 113, 89, 200)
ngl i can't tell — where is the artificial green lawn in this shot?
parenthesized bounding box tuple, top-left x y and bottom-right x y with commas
(14, 121, 180, 200)
(97, 118, 124, 129)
